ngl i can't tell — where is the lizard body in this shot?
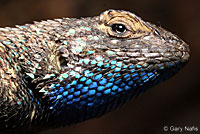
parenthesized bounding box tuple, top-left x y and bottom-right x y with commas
(0, 9, 190, 133)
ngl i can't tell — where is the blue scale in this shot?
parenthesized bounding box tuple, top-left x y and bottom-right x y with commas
(94, 74, 102, 80)
(99, 78, 107, 85)
(80, 77, 87, 82)
(85, 79, 92, 85)
(104, 89, 111, 95)
(76, 84, 83, 89)
(81, 87, 88, 93)
(88, 90, 96, 96)
(97, 86, 105, 91)
(89, 82, 98, 89)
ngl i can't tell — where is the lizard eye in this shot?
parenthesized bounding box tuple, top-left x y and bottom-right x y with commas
(99, 10, 153, 38)
(111, 23, 127, 33)
(107, 22, 132, 38)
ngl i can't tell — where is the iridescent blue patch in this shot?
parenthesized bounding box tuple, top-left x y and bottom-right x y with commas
(90, 82, 98, 89)
(97, 68, 101, 71)
(133, 77, 139, 81)
(125, 86, 131, 90)
(97, 61, 103, 67)
(109, 78, 114, 82)
(136, 64, 142, 68)
(84, 70, 90, 75)
(82, 87, 88, 93)
(104, 59, 109, 63)
(112, 85, 118, 91)
(129, 65, 135, 69)
(123, 65, 128, 69)
(142, 76, 148, 80)
(50, 96, 56, 100)
(118, 88, 123, 92)
(115, 79, 122, 84)
(96, 93, 102, 97)
(80, 77, 87, 82)
(67, 101, 73, 105)
(114, 68, 121, 72)
(115, 73, 121, 77)
(140, 72, 146, 77)
(104, 89, 111, 95)
(76, 84, 83, 89)
(65, 84, 71, 89)
(131, 73, 138, 78)
(74, 91, 81, 96)
(120, 83, 126, 87)
(88, 102, 94, 106)
(63, 91, 68, 96)
(94, 74, 103, 80)
(67, 94, 73, 100)
(86, 72, 94, 77)
(124, 74, 130, 79)
(75, 74, 81, 79)
(110, 65, 116, 69)
(69, 88, 74, 93)
(62, 98, 67, 103)
(116, 62, 123, 67)
(128, 81, 134, 85)
(104, 63, 110, 68)
(149, 74, 155, 79)
(56, 95, 62, 100)
(83, 59, 90, 64)
(73, 98, 80, 102)
(111, 60, 117, 65)
(91, 60, 97, 65)
(147, 72, 153, 76)
(130, 69, 135, 73)
(85, 79, 92, 85)
(99, 78, 107, 85)
(97, 86, 105, 91)
(107, 73, 113, 77)
(71, 80, 77, 85)
(88, 90, 96, 95)
(111, 92, 117, 95)
(88, 97, 94, 101)
(125, 77, 131, 81)
(50, 84, 56, 89)
(59, 87, 64, 93)
(105, 83, 113, 88)
(56, 84, 61, 87)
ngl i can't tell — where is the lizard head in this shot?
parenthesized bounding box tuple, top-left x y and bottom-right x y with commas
(39, 9, 190, 125)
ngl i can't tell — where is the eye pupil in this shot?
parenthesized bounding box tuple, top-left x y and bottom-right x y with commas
(111, 24, 126, 33)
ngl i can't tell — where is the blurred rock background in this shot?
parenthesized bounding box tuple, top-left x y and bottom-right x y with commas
(0, 0, 199, 134)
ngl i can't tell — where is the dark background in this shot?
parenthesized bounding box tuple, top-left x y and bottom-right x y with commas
(0, 0, 199, 134)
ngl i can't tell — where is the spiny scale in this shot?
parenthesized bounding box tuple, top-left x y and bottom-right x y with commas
(0, 9, 189, 133)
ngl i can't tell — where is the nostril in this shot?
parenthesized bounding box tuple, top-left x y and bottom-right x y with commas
(175, 51, 182, 57)
(181, 52, 190, 61)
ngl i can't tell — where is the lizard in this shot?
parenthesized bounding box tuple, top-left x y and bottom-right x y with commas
(0, 9, 190, 134)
